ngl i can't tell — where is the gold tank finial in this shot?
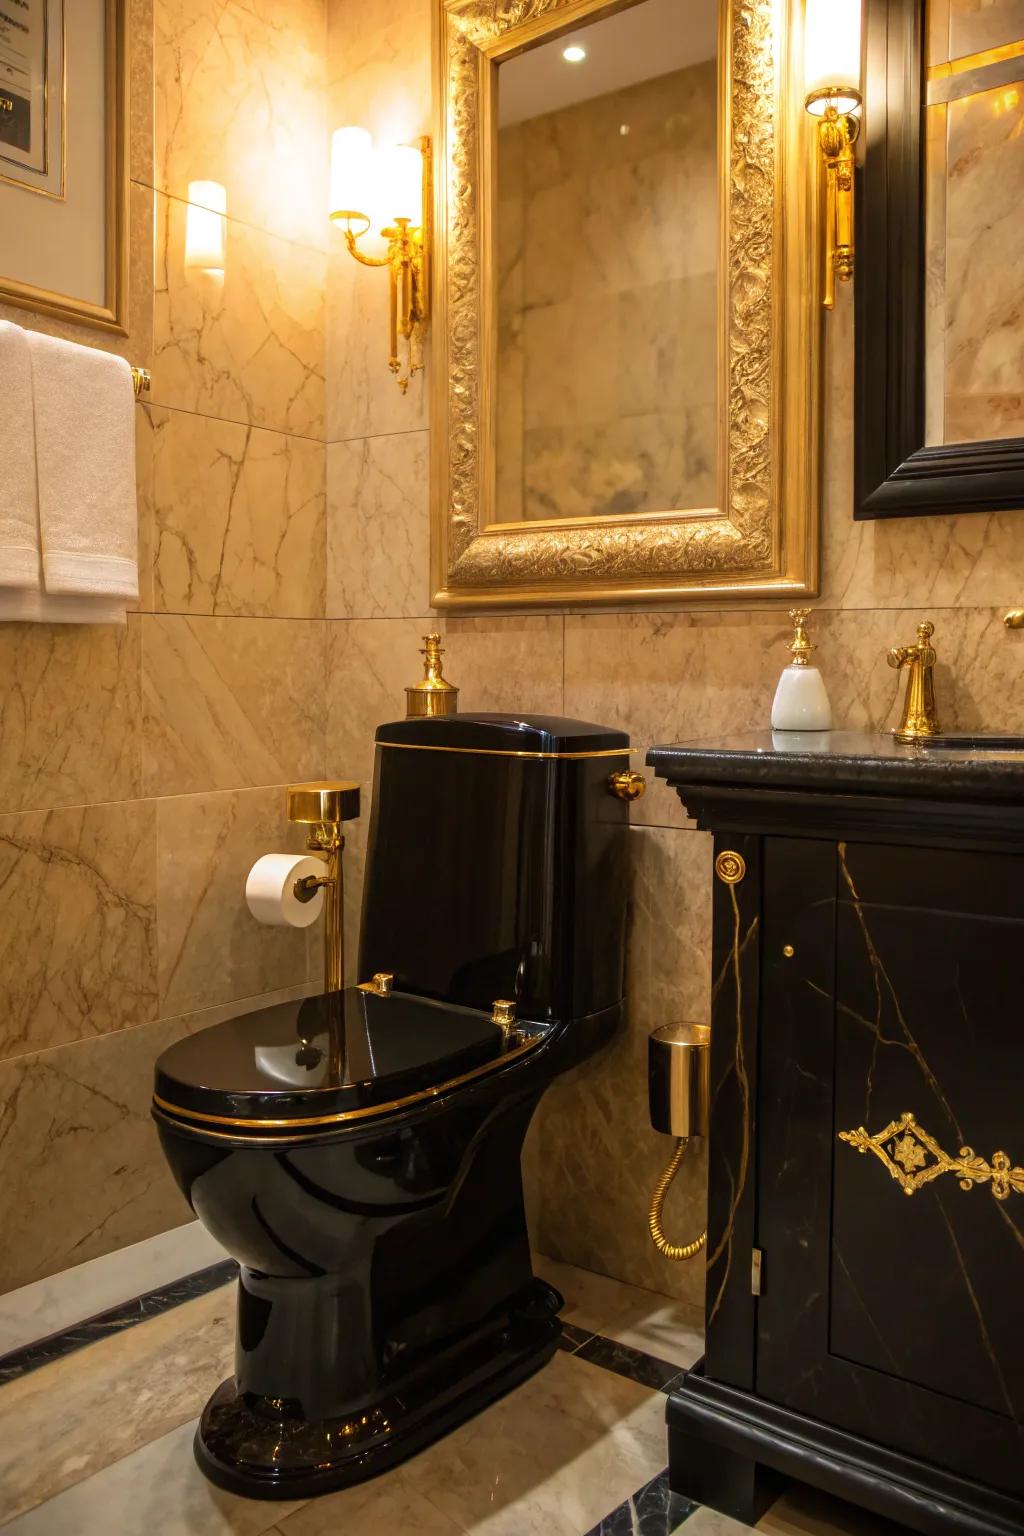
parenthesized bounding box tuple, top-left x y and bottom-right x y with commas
(787, 608, 814, 667)
(405, 633, 459, 718)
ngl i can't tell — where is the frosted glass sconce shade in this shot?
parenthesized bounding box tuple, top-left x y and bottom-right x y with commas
(804, 0, 862, 114)
(184, 181, 227, 273)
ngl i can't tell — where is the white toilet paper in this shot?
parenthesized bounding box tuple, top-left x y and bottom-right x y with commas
(245, 853, 326, 928)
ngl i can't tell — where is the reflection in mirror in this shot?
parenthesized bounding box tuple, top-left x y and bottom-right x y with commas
(924, 0, 1024, 445)
(494, 0, 719, 523)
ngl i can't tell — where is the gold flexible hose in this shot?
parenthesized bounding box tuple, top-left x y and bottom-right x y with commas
(648, 1136, 707, 1261)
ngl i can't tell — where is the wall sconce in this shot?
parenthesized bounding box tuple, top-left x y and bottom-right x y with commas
(184, 180, 227, 276)
(804, 0, 862, 310)
(329, 127, 431, 392)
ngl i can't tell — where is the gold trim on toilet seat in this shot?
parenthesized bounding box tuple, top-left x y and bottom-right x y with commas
(153, 1030, 545, 1139)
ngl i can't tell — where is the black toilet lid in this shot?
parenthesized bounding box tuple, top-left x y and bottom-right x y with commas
(154, 989, 523, 1128)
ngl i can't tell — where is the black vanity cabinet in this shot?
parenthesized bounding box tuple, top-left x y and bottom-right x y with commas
(648, 734, 1024, 1536)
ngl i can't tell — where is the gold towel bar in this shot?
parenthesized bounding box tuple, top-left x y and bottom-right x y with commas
(131, 366, 151, 399)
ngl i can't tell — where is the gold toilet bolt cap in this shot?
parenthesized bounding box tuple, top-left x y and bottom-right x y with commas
(287, 781, 361, 826)
(406, 634, 459, 718)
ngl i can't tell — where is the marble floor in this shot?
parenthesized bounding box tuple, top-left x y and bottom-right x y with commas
(0, 1240, 908, 1536)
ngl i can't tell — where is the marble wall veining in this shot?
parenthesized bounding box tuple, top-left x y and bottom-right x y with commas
(6, 0, 1024, 1313)
(0, 0, 329, 1295)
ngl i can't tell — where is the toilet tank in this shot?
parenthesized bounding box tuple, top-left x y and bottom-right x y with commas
(357, 714, 631, 1026)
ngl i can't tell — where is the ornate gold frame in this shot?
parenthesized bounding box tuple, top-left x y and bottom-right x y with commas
(0, 0, 129, 334)
(431, 0, 821, 608)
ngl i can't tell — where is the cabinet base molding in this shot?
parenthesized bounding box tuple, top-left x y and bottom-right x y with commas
(667, 1363, 1024, 1536)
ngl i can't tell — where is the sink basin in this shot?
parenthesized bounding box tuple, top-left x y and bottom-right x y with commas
(918, 734, 1024, 750)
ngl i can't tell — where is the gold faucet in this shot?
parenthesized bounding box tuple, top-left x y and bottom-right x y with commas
(887, 621, 940, 743)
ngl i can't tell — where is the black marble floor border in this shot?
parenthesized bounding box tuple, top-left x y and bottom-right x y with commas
(584, 1467, 696, 1536)
(0, 1258, 238, 1385)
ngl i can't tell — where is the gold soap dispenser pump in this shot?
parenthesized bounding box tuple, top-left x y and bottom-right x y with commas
(771, 608, 833, 731)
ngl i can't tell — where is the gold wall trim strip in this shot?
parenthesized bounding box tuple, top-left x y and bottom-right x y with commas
(375, 742, 631, 761)
(927, 40, 1024, 104)
(839, 1111, 1024, 1201)
(153, 1032, 543, 1134)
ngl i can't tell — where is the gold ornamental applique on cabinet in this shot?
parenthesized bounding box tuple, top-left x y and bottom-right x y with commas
(838, 1111, 1024, 1202)
(430, 0, 822, 607)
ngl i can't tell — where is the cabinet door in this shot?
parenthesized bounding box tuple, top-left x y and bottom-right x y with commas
(756, 838, 1024, 1498)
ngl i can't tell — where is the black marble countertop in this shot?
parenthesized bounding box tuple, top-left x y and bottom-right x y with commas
(646, 730, 1024, 802)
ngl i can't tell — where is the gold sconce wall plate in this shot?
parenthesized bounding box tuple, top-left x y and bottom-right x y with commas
(839, 1111, 1024, 1202)
(430, 0, 822, 609)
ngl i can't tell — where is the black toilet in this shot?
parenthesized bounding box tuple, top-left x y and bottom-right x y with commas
(152, 711, 632, 1499)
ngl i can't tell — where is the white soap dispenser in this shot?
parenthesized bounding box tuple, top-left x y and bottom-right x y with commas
(771, 607, 832, 731)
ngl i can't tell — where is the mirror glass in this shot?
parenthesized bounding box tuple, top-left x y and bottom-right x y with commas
(494, 0, 719, 523)
(924, 0, 1024, 445)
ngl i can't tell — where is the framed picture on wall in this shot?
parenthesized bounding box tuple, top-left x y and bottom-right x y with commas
(0, 0, 128, 333)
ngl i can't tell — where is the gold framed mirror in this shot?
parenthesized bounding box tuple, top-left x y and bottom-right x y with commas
(431, 0, 821, 608)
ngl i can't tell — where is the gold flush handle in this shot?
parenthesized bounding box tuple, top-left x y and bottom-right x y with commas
(715, 850, 747, 885)
(491, 998, 519, 1046)
(609, 769, 646, 802)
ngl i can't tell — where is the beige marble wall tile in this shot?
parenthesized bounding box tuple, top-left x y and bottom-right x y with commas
(152, 190, 326, 440)
(530, 824, 709, 1306)
(949, 0, 1024, 57)
(0, 1016, 195, 1292)
(0, 802, 157, 1064)
(143, 406, 326, 618)
(154, 0, 327, 251)
(325, 0, 432, 442)
(325, 616, 565, 785)
(0, 618, 141, 815)
(156, 786, 318, 1016)
(327, 431, 429, 617)
(326, 248, 429, 443)
(141, 614, 326, 796)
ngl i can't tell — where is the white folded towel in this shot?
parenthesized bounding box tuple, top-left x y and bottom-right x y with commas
(27, 332, 139, 602)
(0, 589, 127, 626)
(0, 321, 40, 588)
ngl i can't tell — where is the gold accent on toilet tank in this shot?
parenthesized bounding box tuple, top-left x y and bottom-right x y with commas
(405, 634, 459, 718)
(358, 972, 394, 997)
(491, 998, 518, 1045)
(608, 769, 646, 802)
(838, 1111, 1024, 1200)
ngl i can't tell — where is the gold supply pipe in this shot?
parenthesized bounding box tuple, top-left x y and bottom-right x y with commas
(648, 1137, 707, 1261)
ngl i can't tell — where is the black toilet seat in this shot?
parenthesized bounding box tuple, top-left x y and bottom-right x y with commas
(153, 988, 544, 1140)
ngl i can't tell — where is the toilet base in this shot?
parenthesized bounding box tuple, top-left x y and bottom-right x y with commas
(194, 1278, 563, 1500)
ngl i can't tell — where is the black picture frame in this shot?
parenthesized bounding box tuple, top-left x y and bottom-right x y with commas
(854, 0, 1024, 520)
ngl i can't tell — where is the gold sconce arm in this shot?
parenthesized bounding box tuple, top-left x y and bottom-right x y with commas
(807, 91, 861, 311)
(332, 135, 432, 393)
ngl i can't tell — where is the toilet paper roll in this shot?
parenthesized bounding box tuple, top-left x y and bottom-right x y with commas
(245, 853, 326, 928)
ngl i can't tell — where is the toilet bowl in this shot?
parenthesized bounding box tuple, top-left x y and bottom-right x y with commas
(152, 711, 632, 1499)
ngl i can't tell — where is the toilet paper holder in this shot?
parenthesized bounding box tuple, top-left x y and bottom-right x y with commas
(287, 780, 361, 994)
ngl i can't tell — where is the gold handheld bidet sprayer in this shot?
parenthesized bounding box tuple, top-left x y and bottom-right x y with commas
(647, 1023, 710, 1260)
